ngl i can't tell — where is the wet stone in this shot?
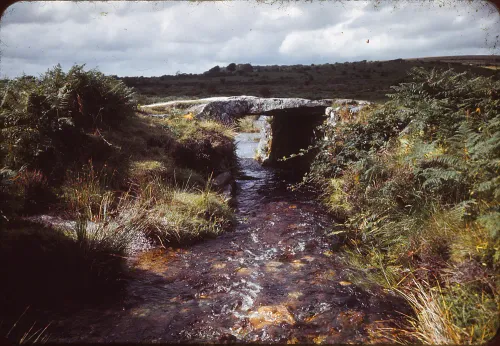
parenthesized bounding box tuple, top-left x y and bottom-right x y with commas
(248, 305, 295, 330)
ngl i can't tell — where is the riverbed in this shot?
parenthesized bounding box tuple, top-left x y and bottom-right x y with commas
(48, 129, 408, 343)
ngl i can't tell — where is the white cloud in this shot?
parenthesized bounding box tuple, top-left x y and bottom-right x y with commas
(0, 0, 498, 78)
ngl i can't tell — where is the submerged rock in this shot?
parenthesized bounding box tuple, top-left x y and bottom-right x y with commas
(248, 305, 295, 330)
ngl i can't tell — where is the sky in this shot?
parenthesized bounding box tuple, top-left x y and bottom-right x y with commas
(0, 0, 499, 78)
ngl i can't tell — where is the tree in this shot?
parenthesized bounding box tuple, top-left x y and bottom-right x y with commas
(238, 63, 253, 73)
(227, 63, 236, 72)
(208, 65, 221, 73)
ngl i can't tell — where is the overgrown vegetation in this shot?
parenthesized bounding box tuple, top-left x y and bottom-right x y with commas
(307, 67, 499, 344)
(237, 115, 260, 133)
(0, 64, 236, 339)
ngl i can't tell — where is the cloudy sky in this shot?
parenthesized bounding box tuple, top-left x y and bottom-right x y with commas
(0, 0, 498, 78)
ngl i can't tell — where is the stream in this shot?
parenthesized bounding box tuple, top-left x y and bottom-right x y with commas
(48, 128, 408, 343)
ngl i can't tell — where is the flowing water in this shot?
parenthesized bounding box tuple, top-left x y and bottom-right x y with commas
(49, 129, 409, 343)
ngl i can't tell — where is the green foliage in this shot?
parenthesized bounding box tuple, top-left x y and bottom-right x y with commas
(309, 103, 409, 178)
(237, 115, 260, 133)
(309, 67, 500, 343)
(148, 186, 234, 244)
(0, 64, 135, 174)
(0, 66, 238, 331)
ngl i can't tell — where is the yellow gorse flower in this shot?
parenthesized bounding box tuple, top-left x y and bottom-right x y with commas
(183, 113, 194, 120)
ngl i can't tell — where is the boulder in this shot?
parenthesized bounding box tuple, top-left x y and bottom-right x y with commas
(212, 171, 236, 206)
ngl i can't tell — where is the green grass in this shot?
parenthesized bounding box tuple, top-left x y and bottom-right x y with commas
(395, 279, 499, 344)
(237, 115, 261, 133)
(147, 183, 234, 244)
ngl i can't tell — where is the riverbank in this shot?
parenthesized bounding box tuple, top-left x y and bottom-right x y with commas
(0, 65, 238, 342)
(305, 67, 500, 344)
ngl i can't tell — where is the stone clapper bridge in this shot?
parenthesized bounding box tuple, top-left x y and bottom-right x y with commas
(141, 96, 371, 167)
(50, 95, 410, 343)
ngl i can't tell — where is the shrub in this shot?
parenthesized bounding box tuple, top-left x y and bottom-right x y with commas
(0, 64, 135, 175)
(208, 65, 220, 73)
(237, 63, 253, 73)
(308, 67, 500, 343)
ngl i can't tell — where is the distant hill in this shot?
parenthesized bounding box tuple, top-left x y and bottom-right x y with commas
(403, 55, 500, 66)
(121, 55, 499, 104)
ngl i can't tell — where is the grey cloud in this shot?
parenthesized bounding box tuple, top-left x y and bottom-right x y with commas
(0, 0, 497, 79)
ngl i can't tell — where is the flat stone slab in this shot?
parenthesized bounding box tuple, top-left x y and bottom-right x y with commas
(141, 96, 370, 121)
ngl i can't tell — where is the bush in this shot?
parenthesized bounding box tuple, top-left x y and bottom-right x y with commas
(0, 64, 135, 175)
(308, 67, 500, 344)
(237, 63, 253, 73)
(0, 66, 239, 333)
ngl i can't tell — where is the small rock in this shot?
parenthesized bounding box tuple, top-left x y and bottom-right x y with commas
(213, 171, 232, 188)
(249, 305, 295, 330)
